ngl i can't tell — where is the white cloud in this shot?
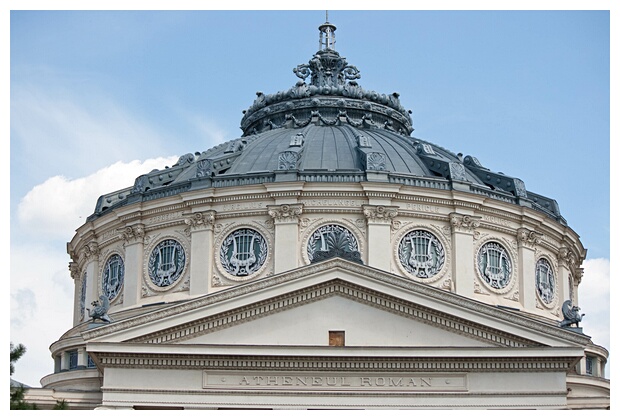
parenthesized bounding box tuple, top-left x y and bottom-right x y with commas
(10, 242, 74, 387)
(579, 258, 610, 352)
(17, 157, 178, 240)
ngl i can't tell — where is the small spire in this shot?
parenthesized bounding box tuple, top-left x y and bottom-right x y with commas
(318, 13, 336, 51)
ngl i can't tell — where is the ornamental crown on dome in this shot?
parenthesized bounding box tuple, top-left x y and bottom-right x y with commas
(239, 19, 413, 136)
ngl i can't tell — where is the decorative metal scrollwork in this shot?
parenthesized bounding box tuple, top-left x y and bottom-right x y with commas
(477, 242, 512, 289)
(102, 254, 124, 301)
(398, 230, 445, 279)
(536, 258, 556, 304)
(148, 239, 186, 287)
(220, 228, 268, 276)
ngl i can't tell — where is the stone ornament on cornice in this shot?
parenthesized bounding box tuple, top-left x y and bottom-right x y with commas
(68, 262, 80, 280)
(362, 205, 398, 224)
(516, 227, 543, 248)
(267, 204, 303, 223)
(558, 246, 577, 269)
(573, 267, 584, 285)
(184, 211, 216, 231)
(120, 224, 145, 244)
(81, 241, 99, 261)
(449, 213, 481, 233)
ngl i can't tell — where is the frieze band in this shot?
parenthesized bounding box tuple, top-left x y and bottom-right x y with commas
(203, 371, 466, 392)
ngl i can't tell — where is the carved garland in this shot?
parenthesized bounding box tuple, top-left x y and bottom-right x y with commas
(214, 222, 273, 283)
(142, 231, 191, 295)
(392, 224, 451, 285)
(473, 236, 519, 296)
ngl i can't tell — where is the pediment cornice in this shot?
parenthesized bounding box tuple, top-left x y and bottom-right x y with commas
(81, 258, 590, 347)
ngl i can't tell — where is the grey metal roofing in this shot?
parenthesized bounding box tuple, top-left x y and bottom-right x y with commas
(89, 22, 565, 225)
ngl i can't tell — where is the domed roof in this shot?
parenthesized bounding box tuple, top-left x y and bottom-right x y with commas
(91, 20, 565, 225)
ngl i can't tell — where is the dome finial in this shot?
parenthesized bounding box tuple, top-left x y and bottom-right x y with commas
(318, 12, 336, 51)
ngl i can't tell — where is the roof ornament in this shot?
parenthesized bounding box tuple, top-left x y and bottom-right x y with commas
(293, 17, 361, 88)
(558, 299, 584, 329)
(319, 11, 336, 51)
(87, 295, 113, 323)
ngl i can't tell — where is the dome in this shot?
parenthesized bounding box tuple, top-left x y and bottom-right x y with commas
(90, 22, 564, 225)
(46, 17, 607, 410)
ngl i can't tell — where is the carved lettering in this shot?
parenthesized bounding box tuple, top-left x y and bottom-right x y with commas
(215, 373, 454, 391)
(405, 203, 441, 213)
(147, 212, 183, 224)
(482, 215, 510, 226)
(222, 202, 264, 211)
(301, 199, 363, 207)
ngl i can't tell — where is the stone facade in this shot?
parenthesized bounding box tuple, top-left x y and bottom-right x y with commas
(29, 18, 609, 410)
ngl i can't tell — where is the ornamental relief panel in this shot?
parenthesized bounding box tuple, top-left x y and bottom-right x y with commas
(214, 222, 273, 283)
(142, 230, 190, 295)
(300, 218, 366, 265)
(473, 236, 519, 297)
(392, 223, 451, 285)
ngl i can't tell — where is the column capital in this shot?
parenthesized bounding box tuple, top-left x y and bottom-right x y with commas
(449, 212, 481, 233)
(120, 224, 145, 245)
(268, 204, 303, 223)
(69, 261, 80, 281)
(516, 227, 543, 249)
(558, 246, 577, 269)
(184, 210, 216, 231)
(362, 205, 398, 224)
(81, 241, 100, 262)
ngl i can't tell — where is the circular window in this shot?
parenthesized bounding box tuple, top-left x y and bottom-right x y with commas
(398, 230, 445, 278)
(477, 241, 512, 289)
(102, 254, 124, 300)
(148, 239, 186, 287)
(536, 258, 556, 304)
(306, 224, 359, 263)
(219, 228, 268, 276)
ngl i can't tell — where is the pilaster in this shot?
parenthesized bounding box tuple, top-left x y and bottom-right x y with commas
(516, 227, 542, 312)
(81, 241, 100, 323)
(268, 204, 303, 273)
(120, 224, 145, 307)
(363, 205, 398, 271)
(449, 212, 480, 299)
(77, 347, 89, 368)
(558, 246, 577, 306)
(69, 262, 81, 326)
(185, 211, 216, 295)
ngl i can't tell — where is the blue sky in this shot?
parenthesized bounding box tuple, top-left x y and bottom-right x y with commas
(7, 5, 613, 387)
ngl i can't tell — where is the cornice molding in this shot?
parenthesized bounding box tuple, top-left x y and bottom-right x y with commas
(93, 351, 578, 374)
(81, 259, 590, 346)
(130, 280, 535, 348)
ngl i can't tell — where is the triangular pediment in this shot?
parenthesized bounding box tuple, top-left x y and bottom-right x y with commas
(82, 258, 589, 350)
